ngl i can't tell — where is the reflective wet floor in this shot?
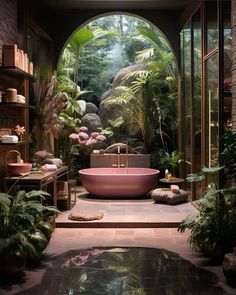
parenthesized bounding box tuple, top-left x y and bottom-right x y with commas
(6, 247, 225, 295)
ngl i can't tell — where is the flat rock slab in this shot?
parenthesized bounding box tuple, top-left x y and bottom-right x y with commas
(68, 209, 104, 221)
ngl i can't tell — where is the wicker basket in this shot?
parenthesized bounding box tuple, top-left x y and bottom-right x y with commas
(5, 150, 21, 165)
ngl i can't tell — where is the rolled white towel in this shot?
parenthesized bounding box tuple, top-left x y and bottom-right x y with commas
(41, 164, 58, 172)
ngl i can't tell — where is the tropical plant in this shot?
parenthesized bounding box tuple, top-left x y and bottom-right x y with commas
(106, 60, 178, 152)
(57, 26, 118, 169)
(178, 165, 236, 260)
(71, 15, 149, 100)
(163, 150, 183, 174)
(32, 74, 67, 153)
(0, 190, 60, 274)
(134, 25, 177, 79)
(219, 131, 236, 182)
(103, 22, 178, 153)
(58, 26, 118, 98)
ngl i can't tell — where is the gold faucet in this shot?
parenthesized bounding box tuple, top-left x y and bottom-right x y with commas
(126, 142, 129, 168)
(112, 144, 127, 168)
(117, 145, 121, 168)
(112, 145, 121, 167)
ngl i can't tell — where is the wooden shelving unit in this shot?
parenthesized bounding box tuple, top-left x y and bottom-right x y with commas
(0, 102, 34, 108)
(0, 66, 34, 182)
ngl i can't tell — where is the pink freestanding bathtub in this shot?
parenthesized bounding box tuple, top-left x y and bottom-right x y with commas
(79, 167, 160, 198)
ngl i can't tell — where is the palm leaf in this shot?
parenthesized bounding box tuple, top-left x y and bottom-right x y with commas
(194, 196, 214, 209)
(178, 212, 198, 233)
(186, 173, 205, 182)
(136, 48, 154, 62)
(136, 26, 169, 52)
(69, 28, 94, 51)
(123, 70, 148, 81)
(201, 166, 224, 174)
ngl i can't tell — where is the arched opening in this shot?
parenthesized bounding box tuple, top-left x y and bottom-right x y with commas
(56, 13, 179, 180)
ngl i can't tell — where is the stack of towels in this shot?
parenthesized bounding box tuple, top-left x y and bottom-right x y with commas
(1, 135, 18, 143)
(17, 94, 26, 104)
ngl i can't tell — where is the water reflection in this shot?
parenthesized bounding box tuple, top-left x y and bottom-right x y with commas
(21, 247, 224, 294)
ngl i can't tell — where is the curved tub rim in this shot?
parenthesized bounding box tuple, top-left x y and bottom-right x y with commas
(79, 167, 160, 177)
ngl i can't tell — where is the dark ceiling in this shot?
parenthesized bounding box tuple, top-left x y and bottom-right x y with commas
(42, 0, 189, 10)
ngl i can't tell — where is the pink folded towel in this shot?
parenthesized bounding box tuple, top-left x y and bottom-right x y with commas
(170, 184, 180, 194)
(41, 164, 58, 171)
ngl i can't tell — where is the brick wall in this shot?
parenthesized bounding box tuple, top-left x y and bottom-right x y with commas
(232, 0, 236, 132)
(0, 0, 17, 65)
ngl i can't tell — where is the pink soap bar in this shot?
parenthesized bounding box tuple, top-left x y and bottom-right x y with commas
(170, 184, 179, 194)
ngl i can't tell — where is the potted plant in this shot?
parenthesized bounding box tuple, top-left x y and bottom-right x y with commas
(163, 150, 183, 176)
(178, 133, 236, 261)
(0, 190, 60, 274)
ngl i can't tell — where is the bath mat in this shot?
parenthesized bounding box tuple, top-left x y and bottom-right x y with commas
(68, 209, 103, 221)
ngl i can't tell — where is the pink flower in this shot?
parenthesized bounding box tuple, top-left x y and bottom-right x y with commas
(91, 132, 100, 139)
(86, 138, 97, 146)
(79, 126, 88, 132)
(78, 132, 89, 140)
(69, 133, 79, 140)
(96, 134, 106, 142)
(35, 150, 49, 158)
(80, 140, 87, 145)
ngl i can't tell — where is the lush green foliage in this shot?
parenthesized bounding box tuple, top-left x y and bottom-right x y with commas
(106, 63, 177, 152)
(32, 75, 68, 152)
(219, 131, 236, 181)
(0, 190, 60, 272)
(162, 150, 183, 171)
(178, 163, 236, 260)
(57, 15, 178, 166)
(58, 15, 153, 102)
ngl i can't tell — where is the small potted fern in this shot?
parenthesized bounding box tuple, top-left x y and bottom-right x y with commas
(163, 150, 183, 176)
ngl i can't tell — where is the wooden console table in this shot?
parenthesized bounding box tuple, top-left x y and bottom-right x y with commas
(5, 166, 75, 208)
(159, 177, 185, 188)
(159, 177, 185, 184)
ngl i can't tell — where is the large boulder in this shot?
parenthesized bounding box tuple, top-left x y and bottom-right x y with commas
(85, 102, 99, 114)
(81, 113, 102, 132)
(99, 63, 147, 137)
(101, 89, 113, 101)
(112, 63, 148, 88)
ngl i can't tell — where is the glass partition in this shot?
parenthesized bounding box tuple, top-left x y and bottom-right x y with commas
(205, 54, 219, 167)
(182, 22, 191, 179)
(206, 1, 218, 53)
(192, 10, 202, 198)
(180, 1, 231, 198)
(223, 2, 232, 131)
